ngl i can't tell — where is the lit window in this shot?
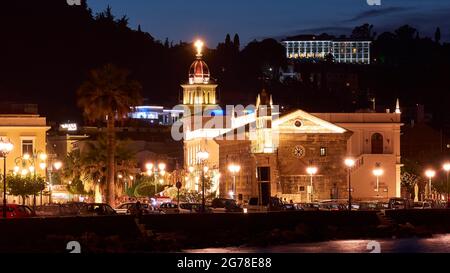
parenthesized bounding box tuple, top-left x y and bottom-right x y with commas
(320, 147, 327, 157)
(22, 140, 34, 156)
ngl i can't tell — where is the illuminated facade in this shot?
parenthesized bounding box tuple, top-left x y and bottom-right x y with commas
(182, 39, 400, 204)
(0, 113, 50, 204)
(129, 106, 183, 125)
(282, 37, 371, 64)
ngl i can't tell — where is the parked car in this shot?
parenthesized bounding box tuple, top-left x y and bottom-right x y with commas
(299, 203, 320, 211)
(318, 202, 340, 211)
(35, 204, 79, 217)
(0, 204, 35, 218)
(358, 202, 379, 211)
(211, 198, 243, 213)
(412, 201, 433, 209)
(79, 203, 117, 216)
(158, 202, 179, 214)
(388, 198, 412, 210)
(114, 203, 135, 215)
(281, 203, 300, 211)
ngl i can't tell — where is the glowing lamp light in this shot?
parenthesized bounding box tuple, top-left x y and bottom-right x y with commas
(21, 169, 28, 176)
(29, 166, 35, 173)
(443, 163, 450, 172)
(23, 153, 31, 160)
(425, 169, 436, 179)
(194, 39, 204, 56)
(129, 175, 134, 181)
(0, 138, 14, 154)
(13, 166, 20, 173)
(243, 208, 248, 214)
(373, 168, 384, 177)
(39, 153, 48, 161)
(145, 163, 154, 171)
(117, 174, 123, 179)
(203, 166, 209, 173)
(146, 170, 153, 176)
(228, 191, 235, 198)
(197, 151, 209, 161)
(344, 158, 356, 168)
(53, 161, 62, 170)
(158, 163, 166, 171)
(228, 164, 241, 174)
(306, 166, 318, 176)
(188, 166, 195, 173)
(39, 162, 47, 170)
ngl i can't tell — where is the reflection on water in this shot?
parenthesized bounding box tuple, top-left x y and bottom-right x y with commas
(185, 234, 450, 253)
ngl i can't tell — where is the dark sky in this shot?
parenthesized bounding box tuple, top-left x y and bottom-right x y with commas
(88, 0, 450, 46)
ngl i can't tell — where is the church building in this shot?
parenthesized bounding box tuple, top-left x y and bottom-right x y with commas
(181, 40, 402, 205)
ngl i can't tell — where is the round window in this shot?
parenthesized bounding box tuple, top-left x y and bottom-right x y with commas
(294, 119, 303, 128)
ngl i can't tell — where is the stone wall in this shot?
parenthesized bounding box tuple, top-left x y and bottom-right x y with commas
(276, 132, 351, 201)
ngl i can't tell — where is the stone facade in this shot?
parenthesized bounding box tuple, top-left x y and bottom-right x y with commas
(217, 131, 352, 204)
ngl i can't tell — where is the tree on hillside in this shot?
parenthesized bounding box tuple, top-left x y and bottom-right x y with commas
(77, 64, 142, 205)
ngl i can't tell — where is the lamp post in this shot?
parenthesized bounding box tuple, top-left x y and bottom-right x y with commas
(228, 164, 241, 201)
(344, 158, 355, 211)
(425, 169, 436, 200)
(443, 163, 450, 207)
(51, 161, 62, 204)
(306, 166, 318, 203)
(0, 138, 14, 219)
(197, 151, 209, 212)
(372, 165, 384, 198)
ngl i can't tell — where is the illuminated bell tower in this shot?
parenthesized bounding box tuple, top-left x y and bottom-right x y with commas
(181, 40, 218, 112)
(253, 88, 274, 153)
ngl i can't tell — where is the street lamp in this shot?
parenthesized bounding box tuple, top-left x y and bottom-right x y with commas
(372, 165, 384, 198)
(197, 150, 209, 212)
(306, 166, 318, 203)
(344, 158, 356, 211)
(228, 164, 241, 200)
(443, 162, 450, 207)
(425, 169, 436, 200)
(0, 138, 14, 219)
(50, 160, 63, 204)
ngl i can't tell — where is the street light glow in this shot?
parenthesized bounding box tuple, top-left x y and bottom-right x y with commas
(39, 162, 46, 170)
(23, 153, 31, 160)
(306, 166, 318, 175)
(39, 153, 48, 161)
(188, 166, 195, 173)
(443, 162, 450, 172)
(197, 151, 209, 161)
(373, 168, 384, 177)
(228, 164, 241, 174)
(158, 163, 166, 171)
(425, 169, 436, 178)
(0, 138, 14, 154)
(53, 161, 62, 170)
(145, 163, 154, 171)
(344, 158, 355, 168)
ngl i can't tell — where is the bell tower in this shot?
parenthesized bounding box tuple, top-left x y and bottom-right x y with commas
(253, 88, 274, 153)
(182, 40, 218, 112)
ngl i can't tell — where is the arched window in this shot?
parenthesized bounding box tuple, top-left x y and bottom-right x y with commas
(371, 133, 384, 154)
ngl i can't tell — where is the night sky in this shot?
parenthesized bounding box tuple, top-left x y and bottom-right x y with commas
(88, 0, 450, 46)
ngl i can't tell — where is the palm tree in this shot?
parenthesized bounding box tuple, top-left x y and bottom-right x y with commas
(79, 135, 138, 201)
(77, 64, 142, 205)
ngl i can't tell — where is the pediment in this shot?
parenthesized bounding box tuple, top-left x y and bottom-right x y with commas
(274, 110, 347, 134)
